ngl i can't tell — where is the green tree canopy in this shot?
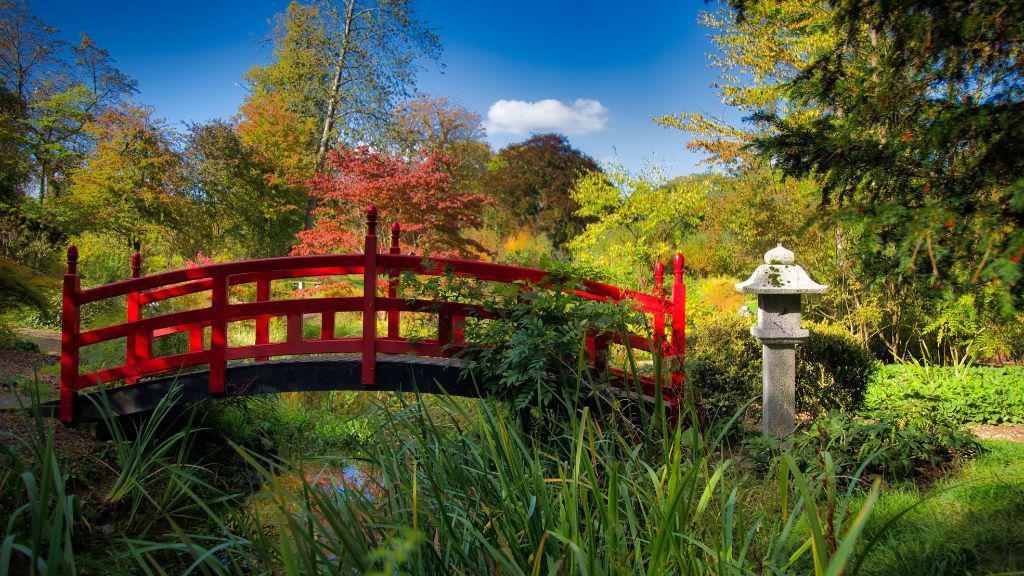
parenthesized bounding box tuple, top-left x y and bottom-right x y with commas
(742, 0, 1024, 303)
(484, 133, 600, 249)
(570, 167, 709, 286)
(246, 0, 441, 228)
(0, 2, 136, 200)
(184, 119, 305, 259)
(60, 102, 185, 251)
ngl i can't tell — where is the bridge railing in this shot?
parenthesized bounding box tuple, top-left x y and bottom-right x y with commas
(58, 206, 686, 423)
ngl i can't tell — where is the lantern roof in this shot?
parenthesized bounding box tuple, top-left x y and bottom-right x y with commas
(735, 244, 828, 295)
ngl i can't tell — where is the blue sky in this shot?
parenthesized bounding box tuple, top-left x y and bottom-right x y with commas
(29, 0, 737, 176)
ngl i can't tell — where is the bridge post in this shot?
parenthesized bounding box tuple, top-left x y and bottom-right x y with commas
(387, 221, 401, 339)
(669, 253, 686, 394)
(653, 261, 667, 376)
(362, 206, 378, 385)
(255, 279, 270, 361)
(438, 311, 453, 355)
(209, 274, 228, 394)
(59, 246, 80, 423)
(126, 251, 145, 385)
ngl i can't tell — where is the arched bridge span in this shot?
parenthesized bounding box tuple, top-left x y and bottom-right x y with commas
(58, 207, 686, 423)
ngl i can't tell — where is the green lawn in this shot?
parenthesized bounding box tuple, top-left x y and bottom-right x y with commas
(857, 440, 1024, 575)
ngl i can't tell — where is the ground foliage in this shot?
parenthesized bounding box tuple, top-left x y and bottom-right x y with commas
(865, 363, 1024, 425)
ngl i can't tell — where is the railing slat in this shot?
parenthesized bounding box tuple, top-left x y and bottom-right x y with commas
(670, 253, 686, 391)
(209, 275, 227, 394)
(387, 222, 401, 338)
(287, 313, 302, 343)
(255, 279, 271, 362)
(438, 313, 453, 356)
(361, 207, 378, 385)
(189, 327, 204, 352)
(321, 312, 334, 340)
(127, 252, 147, 386)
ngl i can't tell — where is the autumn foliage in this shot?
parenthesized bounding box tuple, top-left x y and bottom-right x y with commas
(293, 146, 490, 257)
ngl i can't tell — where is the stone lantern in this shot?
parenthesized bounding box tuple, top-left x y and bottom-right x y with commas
(735, 244, 827, 437)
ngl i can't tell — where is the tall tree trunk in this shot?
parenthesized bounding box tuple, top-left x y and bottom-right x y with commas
(305, 0, 357, 230)
(37, 165, 46, 203)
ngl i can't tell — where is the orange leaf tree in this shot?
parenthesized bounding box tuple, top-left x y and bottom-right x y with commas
(294, 146, 489, 257)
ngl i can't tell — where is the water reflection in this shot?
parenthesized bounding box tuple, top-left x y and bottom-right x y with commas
(301, 460, 384, 500)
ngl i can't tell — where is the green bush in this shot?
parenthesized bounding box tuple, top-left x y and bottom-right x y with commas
(797, 320, 876, 413)
(687, 312, 875, 421)
(748, 411, 981, 482)
(865, 364, 1024, 425)
(685, 311, 761, 420)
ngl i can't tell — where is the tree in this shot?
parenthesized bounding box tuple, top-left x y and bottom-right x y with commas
(390, 95, 485, 152)
(483, 133, 600, 249)
(236, 91, 316, 188)
(294, 146, 489, 256)
(246, 0, 441, 228)
(655, 1, 836, 169)
(61, 102, 184, 251)
(184, 119, 305, 258)
(390, 94, 492, 201)
(742, 0, 1024, 303)
(0, 2, 136, 200)
(570, 167, 708, 286)
(0, 85, 29, 203)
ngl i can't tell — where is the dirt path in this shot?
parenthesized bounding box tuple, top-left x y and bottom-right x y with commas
(15, 327, 61, 355)
(0, 344, 59, 408)
(970, 424, 1024, 443)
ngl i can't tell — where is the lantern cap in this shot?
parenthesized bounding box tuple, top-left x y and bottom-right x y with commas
(735, 244, 827, 295)
(764, 243, 794, 264)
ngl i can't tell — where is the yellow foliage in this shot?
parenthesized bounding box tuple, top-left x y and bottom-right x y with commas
(502, 231, 553, 265)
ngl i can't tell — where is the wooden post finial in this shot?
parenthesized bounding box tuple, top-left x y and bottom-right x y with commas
(390, 221, 401, 248)
(366, 205, 378, 235)
(131, 251, 142, 278)
(673, 252, 684, 281)
(66, 245, 78, 275)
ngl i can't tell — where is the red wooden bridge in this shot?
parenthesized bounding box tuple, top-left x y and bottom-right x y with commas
(57, 207, 686, 423)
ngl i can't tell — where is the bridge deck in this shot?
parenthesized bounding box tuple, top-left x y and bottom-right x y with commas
(58, 355, 470, 422)
(28, 354, 657, 422)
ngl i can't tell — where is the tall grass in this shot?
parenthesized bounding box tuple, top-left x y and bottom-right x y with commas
(130, 391, 884, 575)
(0, 380, 223, 574)
(90, 384, 226, 533)
(0, 406, 78, 576)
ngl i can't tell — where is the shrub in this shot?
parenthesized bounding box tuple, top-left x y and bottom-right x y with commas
(463, 287, 639, 410)
(864, 364, 1024, 425)
(748, 411, 981, 483)
(797, 320, 876, 413)
(685, 310, 761, 421)
(399, 261, 644, 411)
(687, 311, 875, 421)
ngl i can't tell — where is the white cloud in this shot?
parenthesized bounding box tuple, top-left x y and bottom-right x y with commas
(485, 98, 610, 136)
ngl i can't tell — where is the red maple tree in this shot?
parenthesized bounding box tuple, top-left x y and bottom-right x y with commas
(293, 146, 489, 257)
